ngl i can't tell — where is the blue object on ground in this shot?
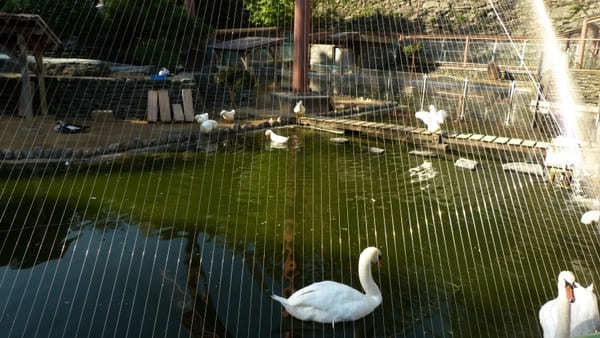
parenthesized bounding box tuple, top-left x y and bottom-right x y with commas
(150, 74, 167, 80)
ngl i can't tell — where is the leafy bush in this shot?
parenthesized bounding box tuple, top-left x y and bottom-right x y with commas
(215, 67, 256, 92)
(2, 0, 104, 44)
(243, 0, 294, 27)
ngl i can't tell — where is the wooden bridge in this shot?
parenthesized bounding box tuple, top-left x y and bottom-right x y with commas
(298, 116, 550, 157)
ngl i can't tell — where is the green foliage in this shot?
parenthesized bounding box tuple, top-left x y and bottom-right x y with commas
(102, 0, 210, 67)
(357, 5, 376, 18)
(455, 13, 466, 24)
(215, 67, 256, 92)
(402, 42, 422, 57)
(568, 3, 582, 18)
(1, 0, 104, 43)
(243, 0, 294, 27)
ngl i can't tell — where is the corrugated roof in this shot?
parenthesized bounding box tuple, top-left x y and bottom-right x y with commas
(0, 13, 62, 52)
(210, 36, 284, 51)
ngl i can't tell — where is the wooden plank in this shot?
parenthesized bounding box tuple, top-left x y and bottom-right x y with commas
(521, 140, 536, 147)
(481, 135, 497, 142)
(413, 128, 426, 134)
(181, 88, 195, 122)
(147, 90, 158, 122)
(446, 131, 458, 138)
(535, 141, 549, 149)
(456, 133, 472, 139)
(172, 104, 184, 122)
(469, 134, 484, 141)
(494, 137, 510, 144)
(508, 138, 523, 146)
(158, 90, 171, 122)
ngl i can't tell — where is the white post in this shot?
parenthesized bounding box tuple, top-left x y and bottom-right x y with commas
(506, 80, 516, 126)
(519, 41, 527, 66)
(420, 74, 428, 111)
(458, 77, 469, 121)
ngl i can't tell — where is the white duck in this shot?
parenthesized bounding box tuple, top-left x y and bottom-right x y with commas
(581, 211, 600, 225)
(265, 129, 289, 144)
(220, 109, 235, 122)
(271, 247, 382, 326)
(539, 271, 600, 337)
(194, 113, 209, 123)
(199, 120, 218, 134)
(415, 104, 447, 133)
(293, 101, 305, 116)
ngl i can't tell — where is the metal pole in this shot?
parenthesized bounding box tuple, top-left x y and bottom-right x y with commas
(292, 0, 310, 93)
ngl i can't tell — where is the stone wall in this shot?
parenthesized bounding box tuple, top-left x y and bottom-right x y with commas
(0, 74, 245, 119)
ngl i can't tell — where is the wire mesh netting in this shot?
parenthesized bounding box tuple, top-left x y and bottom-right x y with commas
(1, 0, 600, 337)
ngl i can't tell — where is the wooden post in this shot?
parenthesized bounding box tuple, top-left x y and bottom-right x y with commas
(491, 40, 498, 63)
(34, 48, 48, 116)
(17, 34, 33, 119)
(463, 36, 470, 65)
(456, 78, 469, 121)
(577, 18, 590, 69)
(505, 80, 516, 126)
(519, 41, 527, 66)
(533, 52, 544, 128)
(420, 74, 428, 112)
(595, 93, 600, 143)
(292, 0, 310, 93)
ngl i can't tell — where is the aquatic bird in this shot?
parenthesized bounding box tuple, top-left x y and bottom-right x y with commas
(54, 121, 89, 134)
(539, 271, 600, 337)
(220, 109, 235, 122)
(293, 101, 305, 116)
(415, 105, 447, 133)
(581, 211, 600, 225)
(271, 247, 382, 326)
(199, 120, 218, 134)
(265, 129, 289, 144)
(194, 113, 209, 123)
(158, 67, 170, 77)
(268, 116, 281, 126)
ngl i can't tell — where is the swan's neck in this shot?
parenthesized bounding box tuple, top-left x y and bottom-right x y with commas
(358, 257, 381, 300)
(556, 293, 571, 338)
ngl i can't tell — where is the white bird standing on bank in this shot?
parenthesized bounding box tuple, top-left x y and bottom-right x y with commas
(158, 67, 170, 77)
(581, 210, 600, 225)
(539, 271, 600, 337)
(415, 105, 447, 133)
(220, 109, 235, 122)
(265, 129, 289, 144)
(293, 101, 306, 116)
(271, 247, 382, 326)
(194, 114, 217, 134)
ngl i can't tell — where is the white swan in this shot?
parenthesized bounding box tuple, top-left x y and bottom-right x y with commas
(220, 109, 235, 122)
(415, 104, 447, 132)
(271, 247, 382, 326)
(539, 271, 600, 337)
(265, 129, 289, 144)
(581, 211, 600, 225)
(194, 113, 209, 123)
(199, 120, 218, 134)
(293, 101, 305, 116)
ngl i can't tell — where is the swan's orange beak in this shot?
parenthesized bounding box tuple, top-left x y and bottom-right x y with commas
(566, 283, 575, 303)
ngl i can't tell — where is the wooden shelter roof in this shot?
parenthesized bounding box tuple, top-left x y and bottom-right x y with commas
(0, 13, 62, 53)
(210, 36, 284, 51)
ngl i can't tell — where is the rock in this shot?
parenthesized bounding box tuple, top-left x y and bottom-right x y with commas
(369, 147, 385, 154)
(19, 150, 31, 160)
(330, 137, 349, 144)
(409, 150, 436, 157)
(83, 150, 94, 158)
(73, 150, 84, 159)
(107, 143, 121, 153)
(31, 147, 42, 159)
(63, 148, 73, 158)
(51, 148, 64, 159)
(42, 149, 53, 158)
(502, 162, 546, 178)
(455, 158, 479, 170)
(95, 147, 105, 155)
(167, 134, 181, 143)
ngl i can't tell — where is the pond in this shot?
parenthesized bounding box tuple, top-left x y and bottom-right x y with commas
(0, 128, 596, 337)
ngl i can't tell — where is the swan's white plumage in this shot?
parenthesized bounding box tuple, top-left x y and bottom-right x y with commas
(194, 113, 209, 123)
(539, 271, 600, 338)
(581, 210, 600, 225)
(415, 105, 447, 132)
(265, 129, 288, 144)
(271, 247, 382, 326)
(293, 101, 305, 115)
(220, 109, 235, 122)
(200, 120, 218, 134)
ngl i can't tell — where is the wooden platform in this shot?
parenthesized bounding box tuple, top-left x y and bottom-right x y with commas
(298, 117, 547, 156)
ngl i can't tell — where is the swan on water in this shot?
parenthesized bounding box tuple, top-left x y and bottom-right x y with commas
(415, 105, 447, 132)
(271, 247, 382, 327)
(265, 129, 289, 144)
(581, 211, 600, 225)
(220, 109, 235, 122)
(539, 271, 600, 337)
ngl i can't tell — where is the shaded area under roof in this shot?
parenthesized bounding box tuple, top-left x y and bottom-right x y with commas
(210, 36, 284, 51)
(0, 13, 62, 52)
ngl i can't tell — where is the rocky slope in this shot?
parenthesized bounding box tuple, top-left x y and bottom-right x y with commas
(314, 0, 599, 36)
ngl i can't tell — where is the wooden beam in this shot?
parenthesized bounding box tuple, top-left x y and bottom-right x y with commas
(577, 18, 590, 69)
(34, 49, 47, 115)
(17, 34, 33, 119)
(463, 36, 470, 65)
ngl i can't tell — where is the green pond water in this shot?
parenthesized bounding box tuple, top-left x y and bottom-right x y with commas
(0, 128, 596, 337)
